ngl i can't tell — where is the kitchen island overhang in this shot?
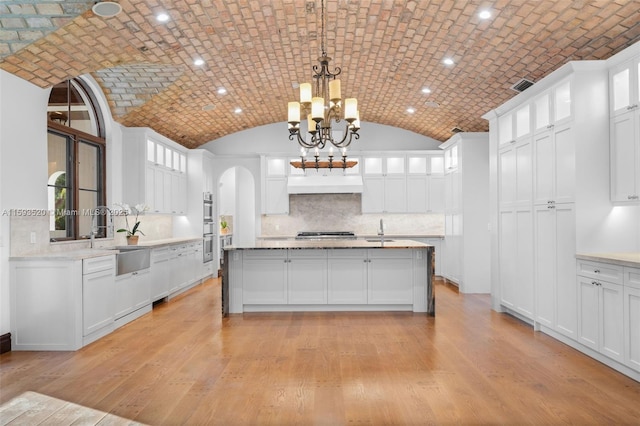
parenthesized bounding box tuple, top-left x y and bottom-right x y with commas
(221, 240, 434, 316)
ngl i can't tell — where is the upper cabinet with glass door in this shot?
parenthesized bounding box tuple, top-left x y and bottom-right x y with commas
(498, 104, 532, 148)
(532, 79, 572, 135)
(610, 56, 640, 118)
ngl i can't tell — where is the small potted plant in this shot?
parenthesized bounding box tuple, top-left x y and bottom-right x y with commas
(115, 203, 149, 244)
(220, 219, 229, 235)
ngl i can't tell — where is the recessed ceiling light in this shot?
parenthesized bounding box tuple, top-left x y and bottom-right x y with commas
(194, 58, 205, 66)
(92, 1, 122, 18)
(479, 10, 492, 20)
(234, 107, 243, 114)
(406, 107, 416, 114)
(421, 87, 431, 94)
(443, 58, 454, 66)
(217, 87, 227, 95)
(156, 13, 170, 22)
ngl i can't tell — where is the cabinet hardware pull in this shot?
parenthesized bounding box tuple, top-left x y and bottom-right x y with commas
(548, 205, 555, 209)
(547, 124, 554, 129)
(628, 195, 639, 200)
(510, 140, 516, 144)
(627, 104, 638, 110)
(594, 269, 600, 273)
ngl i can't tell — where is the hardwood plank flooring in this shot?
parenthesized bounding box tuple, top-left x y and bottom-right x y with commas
(2, 278, 640, 425)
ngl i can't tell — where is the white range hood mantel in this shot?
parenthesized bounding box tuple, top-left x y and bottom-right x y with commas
(287, 175, 364, 194)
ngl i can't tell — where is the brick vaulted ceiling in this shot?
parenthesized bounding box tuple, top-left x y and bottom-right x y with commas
(1, 1, 639, 149)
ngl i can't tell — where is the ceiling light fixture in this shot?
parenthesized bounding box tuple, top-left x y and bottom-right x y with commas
(406, 107, 416, 114)
(156, 13, 170, 22)
(479, 10, 492, 19)
(443, 58, 455, 66)
(92, 1, 122, 18)
(421, 87, 431, 94)
(287, 0, 360, 154)
(193, 58, 205, 66)
(217, 87, 227, 95)
(234, 107, 242, 114)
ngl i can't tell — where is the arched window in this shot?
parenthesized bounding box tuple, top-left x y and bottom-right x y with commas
(47, 78, 107, 242)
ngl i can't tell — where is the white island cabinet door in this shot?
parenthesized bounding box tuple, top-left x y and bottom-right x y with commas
(367, 249, 413, 305)
(328, 250, 368, 304)
(243, 250, 288, 304)
(288, 250, 327, 304)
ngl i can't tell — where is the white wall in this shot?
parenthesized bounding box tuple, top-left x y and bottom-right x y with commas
(203, 121, 442, 155)
(0, 70, 50, 335)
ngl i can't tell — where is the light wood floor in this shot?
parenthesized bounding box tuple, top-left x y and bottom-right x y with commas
(2, 278, 640, 425)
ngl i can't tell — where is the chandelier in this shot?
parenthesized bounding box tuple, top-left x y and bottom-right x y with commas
(287, 0, 361, 154)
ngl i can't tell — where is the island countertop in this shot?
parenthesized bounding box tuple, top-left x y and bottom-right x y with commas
(224, 238, 432, 250)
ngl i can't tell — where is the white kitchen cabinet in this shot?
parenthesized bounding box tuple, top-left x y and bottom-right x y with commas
(532, 79, 573, 135)
(150, 247, 170, 301)
(498, 137, 532, 208)
(610, 109, 640, 202)
(242, 249, 288, 304)
(498, 207, 534, 320)
(288, 250, 328, 304)
(533, 121, 574, 206)
(624, 284, 640, 371)
(10, 255, 118, 351)
(439, 133, 490, 293)
(229, 247, 430, 313)
(82, 256, 116, 344)
(407, 154, 445, 213)
(262, 156, 289, 215)
(115, 268, 151, 321)
(609, 55, 640, 117)
(577, 274, 624, 363)
(362, 156, 407, 213)
(327, 249, 368, 304)
(534, 203, 576, 337)
(122, 127, 188, 215)
(368, 250, 413, 304)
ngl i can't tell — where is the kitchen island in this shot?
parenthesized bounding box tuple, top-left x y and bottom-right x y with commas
(221, 239, 434, 316)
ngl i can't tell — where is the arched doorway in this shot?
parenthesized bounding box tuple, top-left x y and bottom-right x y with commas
(218, 166, 256, 247)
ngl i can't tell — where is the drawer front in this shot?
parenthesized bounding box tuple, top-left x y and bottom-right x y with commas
(328, 249, 367, 259)
(577, 260, 623, 284)
(367, 248, 413, 259)
(625, 267, 640, 289)
(83, 255, 115, 275)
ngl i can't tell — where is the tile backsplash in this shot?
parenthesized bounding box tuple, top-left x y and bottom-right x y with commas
(10, 213, 173, 256)
(261, 194, 444, 237)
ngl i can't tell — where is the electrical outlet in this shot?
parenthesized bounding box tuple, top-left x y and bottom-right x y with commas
(30, 232, 36, 244)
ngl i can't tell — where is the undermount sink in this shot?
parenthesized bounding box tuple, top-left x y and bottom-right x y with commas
(113, 246, 150, 275)
(365, 239, 395, 243)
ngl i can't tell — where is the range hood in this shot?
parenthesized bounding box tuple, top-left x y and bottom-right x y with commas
(287, 175, 364, 194)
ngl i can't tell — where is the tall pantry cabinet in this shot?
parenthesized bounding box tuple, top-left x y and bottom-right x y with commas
(439, 133, 490, 294)
(484, 60, 611, 332)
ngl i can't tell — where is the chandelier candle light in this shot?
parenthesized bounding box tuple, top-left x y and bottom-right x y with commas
(287, 0, 360, 170)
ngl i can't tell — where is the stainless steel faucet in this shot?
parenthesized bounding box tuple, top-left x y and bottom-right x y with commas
(90, 206, 113, 248)
(378, 218, 385, 243)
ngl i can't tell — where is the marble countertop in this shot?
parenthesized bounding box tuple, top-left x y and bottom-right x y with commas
(226, 239, 432, 250)
(10, 237, 203, 261)
(258, 234, 444, 240)
(576, 252, 640, 268)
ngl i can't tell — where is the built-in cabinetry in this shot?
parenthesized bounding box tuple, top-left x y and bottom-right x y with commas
(361, 156, 406, 213)
(486, 60, 610, 327)
(260, 152, 444, 215)
(10, 240, 211, 351)
(573, 258, 640, 380)
(228, 247, 429, 313)
(82, 256, 116, 345)
(261, 156, 290, 215)
(439, 133, 490, 293)
(10, 254, 116, 351)
(576, 260, 624, 363)
(115, 267, 151, 327)
(609, 53, 640, 202)
(122, 127, 188, 214)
